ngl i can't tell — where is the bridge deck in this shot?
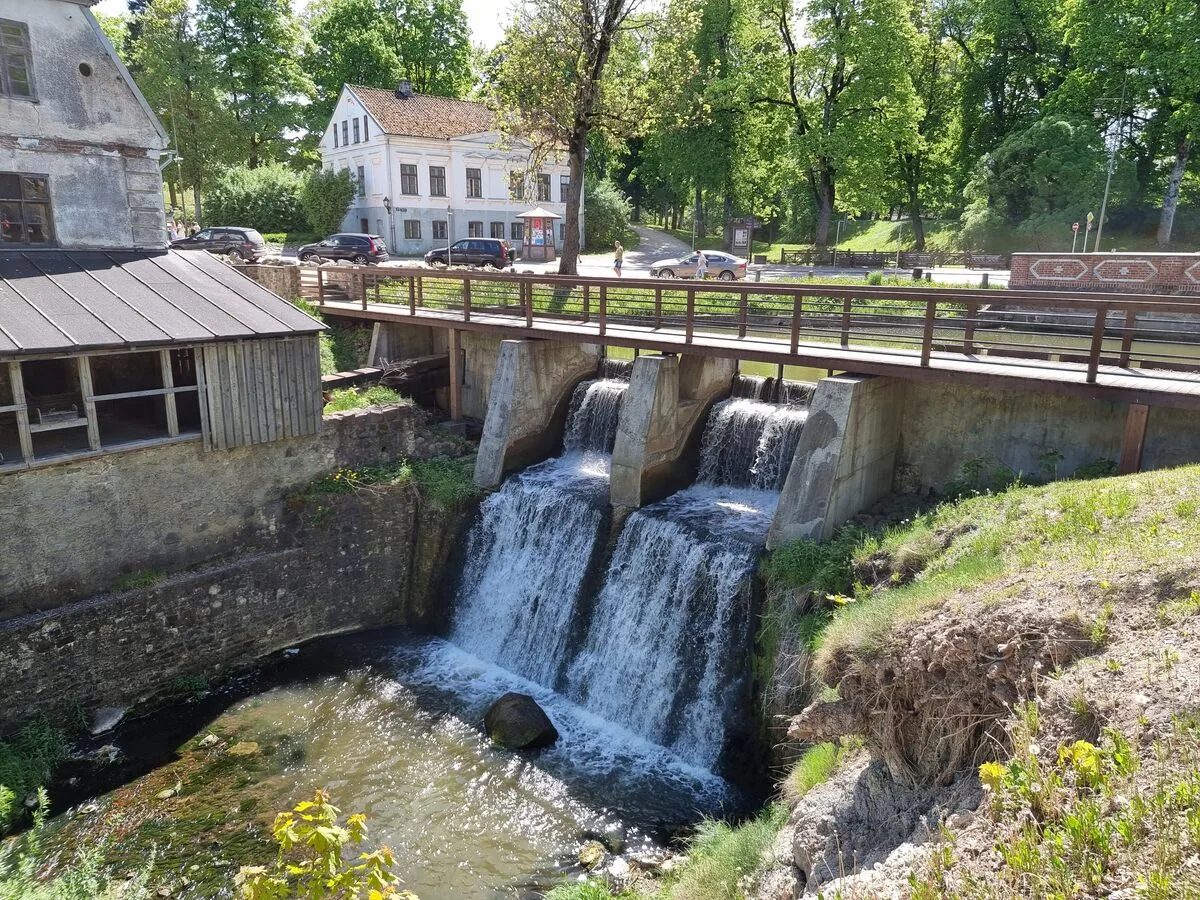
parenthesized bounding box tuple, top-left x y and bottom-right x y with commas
(319, 298, 1200, 411)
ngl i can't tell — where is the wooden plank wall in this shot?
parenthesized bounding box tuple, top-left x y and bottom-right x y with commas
(200, 336, 322, 450)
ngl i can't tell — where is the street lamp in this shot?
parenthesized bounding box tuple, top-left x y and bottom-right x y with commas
(382, 196, 394, 249)
(1094, 75, 1128, 252)
(833, 216, 849, 266)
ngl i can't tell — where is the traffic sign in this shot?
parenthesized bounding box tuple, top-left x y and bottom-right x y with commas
(1072, 222, 1079, 232)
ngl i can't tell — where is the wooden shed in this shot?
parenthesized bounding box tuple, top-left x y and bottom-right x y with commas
(0, 249, 324, 471)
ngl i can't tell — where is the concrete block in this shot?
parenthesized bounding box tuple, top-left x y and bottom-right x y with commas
(474, 339, 601, 488)
(768, 375, 902, 547)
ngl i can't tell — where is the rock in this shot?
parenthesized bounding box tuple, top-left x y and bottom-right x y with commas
(94, 744, 122, 765)
(90, 706, 126, 735)
(608, 856, 630, 879)
(198, 734, 221, 749)
(156, 779, 182, 800)
(226, 741, 260, 758)
(484, 693, 558, 750)
(578, 841, 607, 870)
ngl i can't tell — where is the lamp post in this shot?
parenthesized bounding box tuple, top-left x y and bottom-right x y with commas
(446, 207, 453, 267)
(382, 196, 394, 250)
(1093, 75, 1128, 252)
(833, 216, 849, 266)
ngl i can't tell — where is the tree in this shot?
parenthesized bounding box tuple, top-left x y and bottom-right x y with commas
(204, 165, 308, 233)
(303, 0, 472, 132)
(489, 0, 648, 275)
(584, 177, 632, 248)
(196, 0, 312, 169)
(300, 168, 357, 236)
(94, 12, 129, 57)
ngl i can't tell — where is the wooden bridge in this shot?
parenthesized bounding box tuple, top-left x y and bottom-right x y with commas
(301, 265, 1200, 466)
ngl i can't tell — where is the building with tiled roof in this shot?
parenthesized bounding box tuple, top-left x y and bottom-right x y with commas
(319, 81, 583, 256)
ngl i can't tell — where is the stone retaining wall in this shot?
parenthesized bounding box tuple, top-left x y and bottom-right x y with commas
(1010, 252, 1200, 295)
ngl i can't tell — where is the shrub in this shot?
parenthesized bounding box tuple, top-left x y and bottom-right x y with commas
(866, 270, 884, 285)
(584, 178, 632, 250)
(0, 715, 65, 834)
(300, 168, 356, 237)
(323, 385, 404, 415)
(762, 525, 867, 596)
(204, 165, 307, 233)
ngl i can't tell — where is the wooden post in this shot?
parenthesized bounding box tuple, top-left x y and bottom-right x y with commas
(408, 275, 416, 315)
(1118, 403, 1150, 474)
(10, 360, 32, 464)
(160, 349, 179, 437)
(76, 356, 101, 450)
(920, 299, 937, 366)
(1087, 306, 1108, 383)
(448, 328, 462, 422)
(599, 285, 607, 337)
(416, 275, 423, 309)
(373, 276, 381, 305)
(840, 296, 852, 347)
(317, 268, 325, 307)
(525, 279, 533, 328)
(463, 276, 472, 322)
(360, 271, 367, 311)
(963, 302, 978, 355)
(738, 290, 748, 338)
(655, 286, 663, 328)
(685, 288, 695, 343)
(1119, 308, 1136, 367)
(790, 294, 802, 353)
(582, 284, 591, 323)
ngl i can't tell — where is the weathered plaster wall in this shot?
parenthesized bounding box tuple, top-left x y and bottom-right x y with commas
(0, 479, 475, 731)
(0, 404, 463, 615)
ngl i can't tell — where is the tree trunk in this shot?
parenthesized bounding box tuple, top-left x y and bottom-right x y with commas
(694, 184, 704, 243)
(907, 180, 925, 250)
(1156, 132, 1191, 249)
(722, 189, 734, 251)
(558, 127, 588, 275)
(193, 184, 202, 228)
(812, 167, 835, 250)
(167, 180, 178, 216)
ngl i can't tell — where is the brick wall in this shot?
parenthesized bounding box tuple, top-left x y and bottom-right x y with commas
(1010, 252, 1200, 294)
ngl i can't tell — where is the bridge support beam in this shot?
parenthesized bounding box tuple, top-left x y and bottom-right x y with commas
(473, 339, 602, 489)
(768, 375, 903, 548)
(611, 353, 736, 510)
(1118, 403, 1150, 474)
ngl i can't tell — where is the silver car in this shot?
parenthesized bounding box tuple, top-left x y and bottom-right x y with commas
(650, 251, 747, 280)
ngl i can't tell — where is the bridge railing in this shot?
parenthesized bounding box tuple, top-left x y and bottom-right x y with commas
(776, 248, 1011, 269)
(308, 266, 1200, 384)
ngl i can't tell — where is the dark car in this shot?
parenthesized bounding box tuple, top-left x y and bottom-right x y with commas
(170, 226, 268, 261)
(424, 238, 513, 268)
(298, 233, 390, 265)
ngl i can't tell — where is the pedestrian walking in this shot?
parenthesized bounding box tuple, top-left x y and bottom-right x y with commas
(613, 240, 624, 277)
(695, 250, 708, 280)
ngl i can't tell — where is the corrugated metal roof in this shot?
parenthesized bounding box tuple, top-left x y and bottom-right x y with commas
(0, 249, 322, 356)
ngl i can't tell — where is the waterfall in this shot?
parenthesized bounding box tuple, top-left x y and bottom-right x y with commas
(450, 376, 627, 688)
(732, 374, 815, 407)
(599, 357, 634, 380)
(696, 398, 808, 490)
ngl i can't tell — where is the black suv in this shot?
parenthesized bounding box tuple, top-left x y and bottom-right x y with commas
(170, 226, 268, 261)
(424, 238, 513, 268)
(298, 233, 390, 265)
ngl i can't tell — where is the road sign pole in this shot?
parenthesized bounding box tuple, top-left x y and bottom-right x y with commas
(1072, 221, 1079, 254)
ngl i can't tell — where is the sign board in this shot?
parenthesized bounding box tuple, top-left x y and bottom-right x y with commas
(1072, 222, 1079, 232)
(732, 228, 749, 250)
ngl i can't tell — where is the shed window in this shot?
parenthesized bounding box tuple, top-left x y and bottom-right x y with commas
(400, 164, 418, 195)
(0, 173, 52, 246)
(466, 168, 481, 198)
(0, 20, 34, 100)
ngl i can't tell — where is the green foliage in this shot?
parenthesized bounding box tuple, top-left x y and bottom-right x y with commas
(787, 742, 846, 800)
(205, 165, 307, 233)
(1073, 458, 1118, 480)
(0, 716, 65, 834)
(261, 232, 321, 245)
(762, 526, 867, 596)
(410, 456, 479, 509)
(584, 179, 633, 250)
(299, 168, 357, 237)
(865, 270, 884, 285)
(327, 323, 373, 373)
(114, 569, 168, 592)
(545, 882, 641, 900)
(323, 385, 405, 414)
(235, 789, 415, 899)
(669, 804, 787, 900)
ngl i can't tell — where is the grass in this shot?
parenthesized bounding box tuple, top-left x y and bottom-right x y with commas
(646, 219, 963, 256)
(322, 385, 405, 414)
(0, 716, 65, 834)
(784, 740, 861, 803)
(667, 804, 788, 900)
(298, 454, 478, 510)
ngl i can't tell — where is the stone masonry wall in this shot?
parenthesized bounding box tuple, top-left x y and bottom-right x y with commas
(0, 480, 474, 731)
(0, 403, 464, 616)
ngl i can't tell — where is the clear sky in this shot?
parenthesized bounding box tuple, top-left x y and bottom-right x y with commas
(92, 0, 509, 48)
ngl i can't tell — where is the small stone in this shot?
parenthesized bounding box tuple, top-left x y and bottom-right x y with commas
(608, 857, 630, 879)
(227, 741, 261, 758)
(156, 779, 182, 800)
(198, 734, 220, 749)
(578, 841, 607, 870)
(91, 706, 126, 735)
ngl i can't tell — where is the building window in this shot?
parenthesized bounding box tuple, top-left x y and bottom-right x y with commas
(362, 115, 368, 140)
(355, 165, 365, 197)
(400, 164, 418, 195)
(0, 20, 34, 100)
(490, 221, 505, 239)
(0, 173, 52, 245)
(558, 223, 566, 244)
(537, 173, 552, 202)
(429, 166, 446, 197)
(560, 175, 571, 202)
(466, 168, 482, 199)
(353, 119, 361, 143)
(403, 219, 421, 240)
(341, 121, 348, 146)
(433, 220, 447, 240)
(333, 126, 338, 148)
(468, 221, 483, 237)
(509, 172, 524, 200)
(510, 221, 524, 242)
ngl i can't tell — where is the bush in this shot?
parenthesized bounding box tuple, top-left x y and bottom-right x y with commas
(204, 165, 307, 233)
(866, 270, 884, 285)
(584, 178, 632, 250)
(323, 385, 404, 415)
(300, 168, 356, 237)
(0, 715, 65, 834)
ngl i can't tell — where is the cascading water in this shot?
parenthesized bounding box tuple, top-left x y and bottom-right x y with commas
(564, 395, 809, 769)
(450, 371, 627, 688)
(732, 373, 816, 407)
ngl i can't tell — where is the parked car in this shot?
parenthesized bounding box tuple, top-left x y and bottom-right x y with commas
(650, 251, 747, 280)
(424, 238, 513, 268)
(298, 233, 390, 265)
(170, 226, 268, 261)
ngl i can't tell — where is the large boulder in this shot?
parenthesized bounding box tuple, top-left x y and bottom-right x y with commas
(484, 692, 559, 750)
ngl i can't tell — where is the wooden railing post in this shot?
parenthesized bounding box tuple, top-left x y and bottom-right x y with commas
(840, 296, 852, 347)
(790, 294, 802, 353)
(1087, 306, 1108, 383)
(655, 286, 663, 328)
(317, 267, 325, 307)
(463, 276, 472, 322)
(920, 298, 937, 366)
(416, 274, 423, 308)
(599, 285, 607, 336)
(738, 290, 748, 338)
(962, 302, 978, 355)
(373, 276, 381, 305)
(360, 270, 367, 311)
(685, 288, 695, 344)
(525, 278, 533, 328)
(408, 274, 416, 314)
(583, 284, 591, 323)
(1119, 308, 1136, 367)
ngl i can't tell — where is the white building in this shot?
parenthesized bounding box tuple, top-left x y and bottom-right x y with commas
(319, 81, 582, 255)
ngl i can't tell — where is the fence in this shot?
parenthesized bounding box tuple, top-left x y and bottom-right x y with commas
(778, 248, 1010, 269)
(305, 266, 1200, 386)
